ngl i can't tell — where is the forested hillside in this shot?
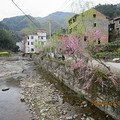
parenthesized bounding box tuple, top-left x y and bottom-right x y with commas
(36, 11, 73, 26)
(0, 22, 21, 51)
(95, 4, 120, 18)
(2, 12, 73, 36)
(2, 15, 44, 36)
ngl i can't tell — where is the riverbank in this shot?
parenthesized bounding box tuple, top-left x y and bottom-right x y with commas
(32, 54, 120, 120)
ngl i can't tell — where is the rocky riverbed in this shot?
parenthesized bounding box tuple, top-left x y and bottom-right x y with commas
(0, 55, 115, 120)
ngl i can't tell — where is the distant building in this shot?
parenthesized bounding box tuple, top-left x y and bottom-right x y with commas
(110, 16, 120, 34)
(114, 16, 120, 34)
(16, 41, 24, 51)
(109, 16, 120, 43)
(23, 30, 47, 53)
(68, 8, 110, 45)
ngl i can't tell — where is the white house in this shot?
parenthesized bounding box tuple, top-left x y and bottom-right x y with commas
(16, 41, 24, 51)
(24, 30, 47, 53)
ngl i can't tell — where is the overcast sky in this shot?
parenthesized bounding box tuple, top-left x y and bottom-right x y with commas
(0, 0, 119, 21)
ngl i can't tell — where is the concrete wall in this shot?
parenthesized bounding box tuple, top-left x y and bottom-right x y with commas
(33, 55, 120, 120)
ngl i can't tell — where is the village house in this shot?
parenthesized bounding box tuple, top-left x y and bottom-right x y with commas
(16, 41, 24, 51)
(68, 8, 110, 45)
(109, 16, 120, 43)
(23, 30, 47, 53)
(113, 16, 120, 35)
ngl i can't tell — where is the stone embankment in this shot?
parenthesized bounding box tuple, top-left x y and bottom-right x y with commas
(32, 55, 120, 120)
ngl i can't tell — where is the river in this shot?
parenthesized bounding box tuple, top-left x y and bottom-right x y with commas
(0, 55, 115, 120)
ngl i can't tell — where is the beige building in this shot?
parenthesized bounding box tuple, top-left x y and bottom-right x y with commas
(68, 8, 110, 45)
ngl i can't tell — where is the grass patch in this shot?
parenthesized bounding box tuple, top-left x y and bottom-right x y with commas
(0, 51, 9, 55)
(77, 93, 85, 100)
(94, 52, 120, 59)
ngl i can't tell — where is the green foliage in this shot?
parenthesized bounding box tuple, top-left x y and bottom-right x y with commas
(95, 4, 120, 18)
(95, 52, 120, 59)
(0, 22, 21, 51)
(77, 93, 85, 100)
(0, 28, 16, 50)
(118, 48, 120, 52)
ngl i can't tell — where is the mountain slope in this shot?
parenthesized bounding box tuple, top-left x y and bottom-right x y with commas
(2, 12, 73, 36)
(2, 15, 45, 36)
(36, 11, 73, 26)
(116, 3, 120, 7)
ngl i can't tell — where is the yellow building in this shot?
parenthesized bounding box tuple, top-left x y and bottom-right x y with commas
(68, 8, 110, 44)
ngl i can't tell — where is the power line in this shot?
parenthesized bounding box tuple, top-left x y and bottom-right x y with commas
(11, 0, 39, 28)
(60, 0, 72, 11)
(57, 0, 71, 11)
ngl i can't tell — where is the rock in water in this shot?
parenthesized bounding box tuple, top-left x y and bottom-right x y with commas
(20, 96, 25, 102)
(2, 88, 10, 91)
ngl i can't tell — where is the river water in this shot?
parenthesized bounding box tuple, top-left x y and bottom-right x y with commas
(0, 56, 115, 120)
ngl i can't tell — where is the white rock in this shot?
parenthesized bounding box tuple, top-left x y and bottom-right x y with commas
(66, 116, 73, 120)
(112, 58, 120, 61)
(86, 117, 95, 120)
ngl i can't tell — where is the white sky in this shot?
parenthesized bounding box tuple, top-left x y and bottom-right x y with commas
(0, 0, 119, 21)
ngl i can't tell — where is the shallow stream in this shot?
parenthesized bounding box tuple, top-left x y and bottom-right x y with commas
(0, 56, 115, 120)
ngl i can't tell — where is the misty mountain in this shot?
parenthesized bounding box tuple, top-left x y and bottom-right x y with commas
(1, 12, 73, 36)
(116, 3, 120, 7)
(36, 11, 73, 26)
(2, 15, 45, 36)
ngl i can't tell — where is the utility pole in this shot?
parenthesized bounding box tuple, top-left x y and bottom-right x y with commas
(49, 22, 52, 39)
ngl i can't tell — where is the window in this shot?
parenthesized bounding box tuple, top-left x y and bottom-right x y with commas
(93, 14, 96, 18)
(28, 42, 29, 45)
(31, 42, 34, 45)
(31, 36, 34, 39)
(93, 23, 96, 27)
(117, 28, 119, 30)
(31, 48, 34, 52)
(41, 36, 43, 39)
(73, 16, 76, 22)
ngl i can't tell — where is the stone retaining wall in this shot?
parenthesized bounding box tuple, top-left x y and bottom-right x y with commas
(33, 55, 120, 120)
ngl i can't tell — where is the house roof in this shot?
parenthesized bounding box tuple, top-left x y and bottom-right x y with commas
(68, 8, 111, 22)
(27, 34, 38, 36)
(113, 16, 120, 21)
(37, 29, 47, 32)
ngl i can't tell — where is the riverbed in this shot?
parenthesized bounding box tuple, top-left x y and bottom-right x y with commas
(0, 55, 115, 120)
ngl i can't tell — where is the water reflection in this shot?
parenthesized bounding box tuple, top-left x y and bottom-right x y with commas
(0, 78, 32, 120)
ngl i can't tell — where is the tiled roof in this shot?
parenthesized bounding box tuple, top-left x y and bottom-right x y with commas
(37, 30, 47, 32)
(27, 34, 38, 36)
(114, 16, 120, 21)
